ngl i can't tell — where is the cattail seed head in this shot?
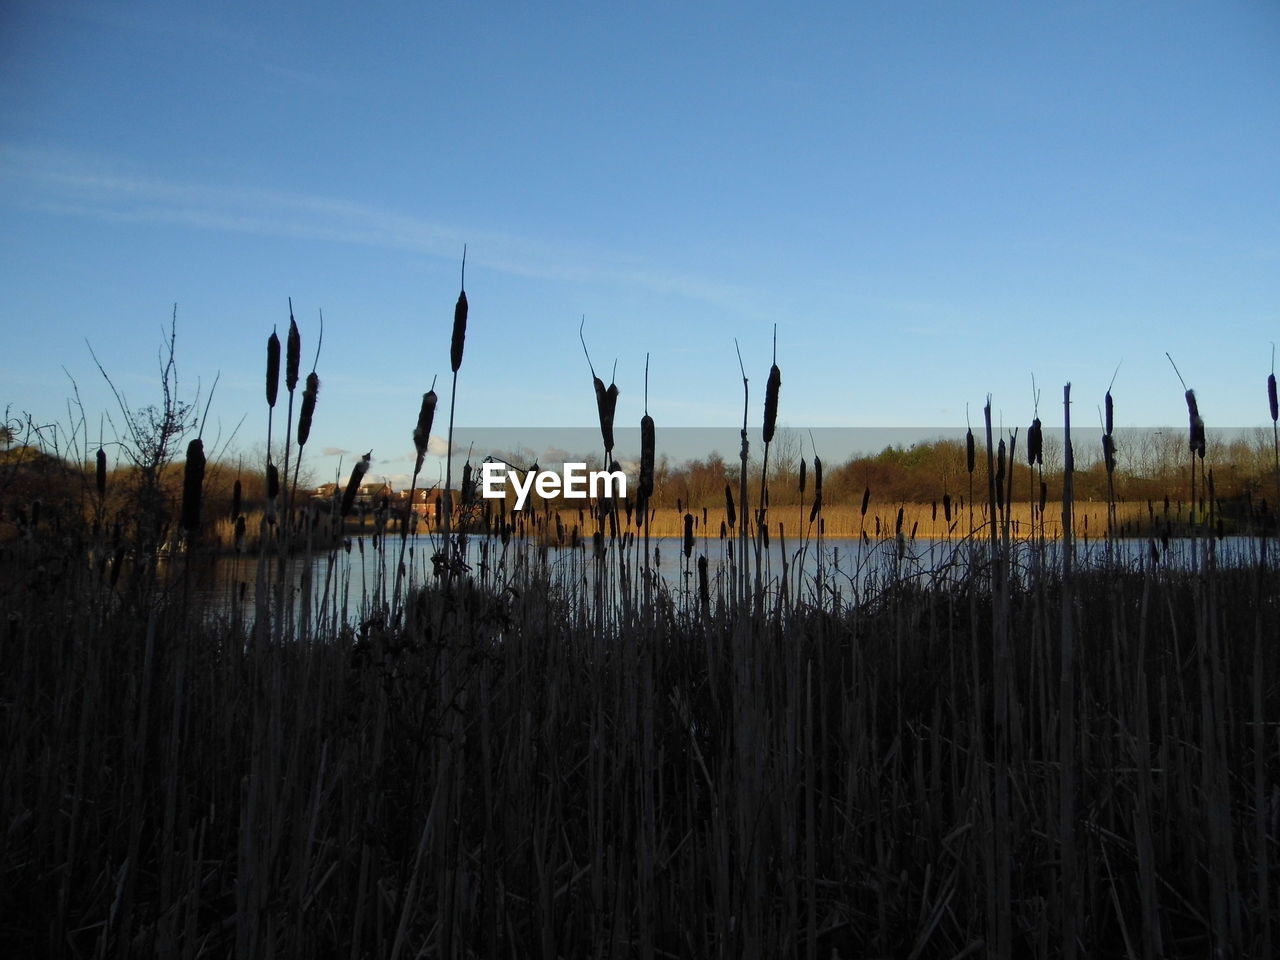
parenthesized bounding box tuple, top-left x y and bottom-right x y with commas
(1028, 418, 1042, 466)
(286, 313, 301, 394)
(591, 377, 618, 454)
(724, 484, 736, 530)
(413, 390, 438, 475)
(966, 429, 975, 474)
(861, 485, 871, 517)
(1102, 433, 1116, 475)
(943, 492, 952, 523)
(1269, 373, 1277, 423)
(1105, 391, 1114, 437)
(683, 512, 694, 558)
(798, 458, 806, 496)
(297, 372, 319, 447)
(340, 452, 372, 518)
(639, 414, 655, 500)
(450, 289, 468, 373)
(181, 438, 206, 533)
(231, 478, 242, 520)
(763, 363, 781, 443)
(266, 330, 281, 408)
(95, 447, 106, 498)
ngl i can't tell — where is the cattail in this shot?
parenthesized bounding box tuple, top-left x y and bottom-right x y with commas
(234, 514, 246, 553)
(451, 290, 468, 373)
(1027, 418, 1042, 466)
(95, 447, 106, 498)
(1102, 433, 1116, 475)
(861, 485, 871, 517)
(798, 458, 806, 496)
(763, 363, 781, 443)
(697, 554, 709, 610)
(297, 372, 319, 447)
(639, 413, 655, 501)
(966, 428, 975, 474)
(340, 451, 371, 518)
(451, 250, 468, 372)
(1269, 373, 1278, 423)
(181, 438, 205, 533)
(725, 484, 736, 530)
(1104, 391, 1114, 437)
(895, 506, 904, 536)
(231, 479, 242, 520)
(286, 311, 300, 394)
(413, 390, 438, 475)
(1185, 390, 1205, 457)
(266, 330, 281, 408)
(461, 461, 473, 507)
(809, 456, 823, 523)
(683, 513, 694, 558)
(943, 492, 952, 523)
(591, 377, 618, 454)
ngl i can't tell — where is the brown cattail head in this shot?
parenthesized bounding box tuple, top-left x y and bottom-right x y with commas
(798, 458, 806, 496)
(639, 413, 655, 500)
(966, 429, 975, 474)
(286, 311, 301, 394)
(297, 372, 320, 447)
(181, 438, 206, 533)
(266, 330, 281, 408)
(724, 484, 736, 530)
(697, 554, 709, 608)
(1028, 417, 1043, 466)
(1104, 391, 1114, 437)
(683, 512, 694, 558)
(1102, 433, 1116, 475)
(861, 485, 871, 517)
(1185, 389, 1205, 457)
(808, 456, 824, 524)
(451, 289, 468, 373)
(763, 363, 781, 443)
(95, 447, 106, 498)
(266, 462, 280, 500)
(592, 377, 618, 454)
(943, 492, 952, 523)
(231, 478, 242, 520)
(1269, 373, 1278, 423)
(340, 452, 372, 517)
(413, 389, 438, 475)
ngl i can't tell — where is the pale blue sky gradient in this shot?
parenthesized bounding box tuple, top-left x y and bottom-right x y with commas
(2, 1, 1277, 486)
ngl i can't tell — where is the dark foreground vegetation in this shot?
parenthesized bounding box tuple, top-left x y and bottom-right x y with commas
(2, 292, 1278, 957)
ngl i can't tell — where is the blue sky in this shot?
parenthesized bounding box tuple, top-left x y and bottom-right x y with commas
(2, 1, 1277, 487)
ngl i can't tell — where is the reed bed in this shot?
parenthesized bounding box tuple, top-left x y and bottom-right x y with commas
(1, 302, 1277, 959)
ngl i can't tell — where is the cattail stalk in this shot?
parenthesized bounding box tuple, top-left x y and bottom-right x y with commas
(442, 248, 467, 576)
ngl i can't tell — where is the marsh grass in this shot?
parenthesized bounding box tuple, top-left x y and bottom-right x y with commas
(1, 311, 1277, 959)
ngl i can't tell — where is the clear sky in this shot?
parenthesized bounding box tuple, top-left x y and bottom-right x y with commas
(2, 1, 1278, 487)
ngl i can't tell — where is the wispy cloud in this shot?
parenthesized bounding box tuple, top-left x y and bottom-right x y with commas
(0, 144, 756, 309)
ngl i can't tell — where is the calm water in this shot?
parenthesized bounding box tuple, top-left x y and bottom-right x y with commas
(196, 529, 1273, 625)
